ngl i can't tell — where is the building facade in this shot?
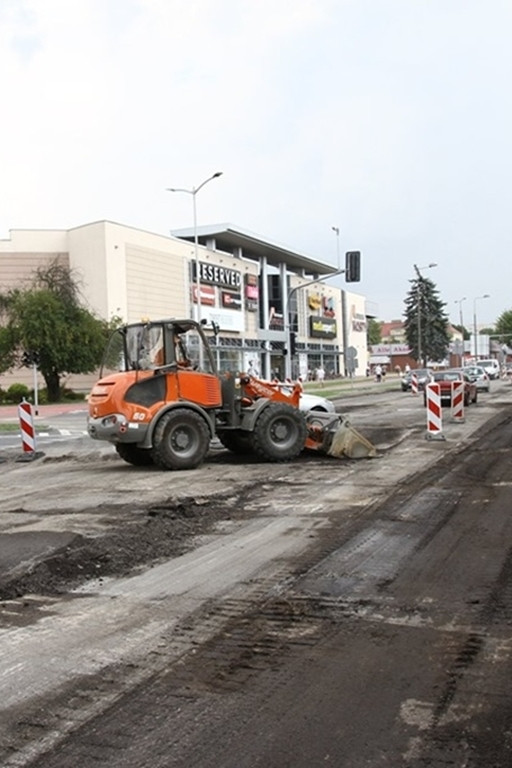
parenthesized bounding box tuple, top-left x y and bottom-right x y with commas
(0, 220, 369, 387)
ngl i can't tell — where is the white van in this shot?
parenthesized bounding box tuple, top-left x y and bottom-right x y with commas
(477, 359, 500, 379)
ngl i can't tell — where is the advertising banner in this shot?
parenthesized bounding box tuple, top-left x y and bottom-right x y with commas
(309, 316, 337, 339)
(191, 284, 216, 306)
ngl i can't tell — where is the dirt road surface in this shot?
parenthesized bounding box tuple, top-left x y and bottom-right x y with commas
(0, 384, 511, 766)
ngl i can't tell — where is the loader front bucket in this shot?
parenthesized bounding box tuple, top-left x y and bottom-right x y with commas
(304, 412, 377, 459)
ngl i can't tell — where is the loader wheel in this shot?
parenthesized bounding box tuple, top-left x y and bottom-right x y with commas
(252, 403, 307, 462)
(116, 443, 154, 466)
(152, 408, 210, 470)
(218, 430, 253, 454)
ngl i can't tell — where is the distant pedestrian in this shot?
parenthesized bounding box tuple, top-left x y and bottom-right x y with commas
(375, 364, 382, 383)
(247, 360, 259, 378)
(316, 365, 325, 387)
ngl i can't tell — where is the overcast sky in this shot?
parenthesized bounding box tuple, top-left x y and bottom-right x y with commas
(1, 0, 510, 328)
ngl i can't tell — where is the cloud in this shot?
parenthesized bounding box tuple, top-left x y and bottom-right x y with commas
(1, 0, 511, 326)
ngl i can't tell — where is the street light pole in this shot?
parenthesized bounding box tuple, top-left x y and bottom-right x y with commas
(413, 262, 437, 367)
(455, 297, 466, 366)
(473, 294, 490, 360)
(167, 171, 223, 322)
(332, 226, 340, 268)
(331, 226, 348, 375)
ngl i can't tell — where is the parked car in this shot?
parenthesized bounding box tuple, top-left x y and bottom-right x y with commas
(476, 359, 500, 380)
(280, 385, 336, 414)
(299, 392, 336, 413)
(463, 365, 490, 392)
(423, 369, 478, 407)
(401, 368, 433, 392)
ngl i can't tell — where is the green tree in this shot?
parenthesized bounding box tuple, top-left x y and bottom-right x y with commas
(495, 310, 512, 346)
(0, 294, 16, 373)
(452, 323, 469, 341)
(403, 276, 451, 365)
(0, 261, 110, 401)
(366, 318, 382, 346)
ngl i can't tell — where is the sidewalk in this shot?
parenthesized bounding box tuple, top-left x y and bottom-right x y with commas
(0, 402, 87, 422)
(303, 374, 400, 398)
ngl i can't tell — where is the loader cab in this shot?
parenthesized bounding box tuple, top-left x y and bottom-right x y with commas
(100, 319, 217, 377)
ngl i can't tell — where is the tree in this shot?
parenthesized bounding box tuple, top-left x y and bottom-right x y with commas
(0, 294, 17, 373)
(403, 276, 451, 365)
(366, 318, 382, 346)
(452, 323, 470, 341)
(0, 261, 111, 401)
(495, 310, 512, 346)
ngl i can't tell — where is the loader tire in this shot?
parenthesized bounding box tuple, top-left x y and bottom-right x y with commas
(116, 443, 154, 466)
(152, 408, 210, 470)
(252, 402, 307, 462)
(218, 430, 253, 454)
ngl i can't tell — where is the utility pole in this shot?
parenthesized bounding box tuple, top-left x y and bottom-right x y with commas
(472, 294, 490, 360)
(331, 226, 340, 268)
(455, 297, 466, 366)
(167, 172, 223, 322)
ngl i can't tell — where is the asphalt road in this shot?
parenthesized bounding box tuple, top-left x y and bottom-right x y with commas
(0, 405, 88, 454)
(1, 382, 511, 767)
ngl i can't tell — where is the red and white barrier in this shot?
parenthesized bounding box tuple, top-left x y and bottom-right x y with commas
(451, 380, 465, 422)
(425, 383, 444, 440)
(411, 373, 418, 395)
(18, 399, 37, 455)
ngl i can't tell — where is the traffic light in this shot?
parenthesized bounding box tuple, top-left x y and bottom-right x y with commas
(290, 332, 297, 355)
(345, 251, 361, 282)
(21, 350, 40, 367)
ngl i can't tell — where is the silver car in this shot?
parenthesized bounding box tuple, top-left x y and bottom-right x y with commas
(299, 391, 336, 413)
(280, 385, 336, 413)
(463, 366, 490, 392)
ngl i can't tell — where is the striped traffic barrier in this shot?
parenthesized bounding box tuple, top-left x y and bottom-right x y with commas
(451, 380, 465, 423)
(425, 382, 445, 440)
(411, 372, 418, 395)
(16, 399, 43, 462)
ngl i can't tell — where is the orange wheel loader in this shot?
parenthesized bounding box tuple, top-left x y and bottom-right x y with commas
(87, 318, 376, 470)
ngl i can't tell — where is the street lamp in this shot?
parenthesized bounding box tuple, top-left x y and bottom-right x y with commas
(332, 226, 340, 268)
(454, 297, 466, 366)
(413, 262, 437, 367)
(167, 171, 223, 322)
(473, 294, 490, 360)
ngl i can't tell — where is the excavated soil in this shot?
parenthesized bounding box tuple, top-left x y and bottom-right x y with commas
(0, 495, 253, 601)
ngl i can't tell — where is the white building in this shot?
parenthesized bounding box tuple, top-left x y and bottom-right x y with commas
(0, 220, 369, 387)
